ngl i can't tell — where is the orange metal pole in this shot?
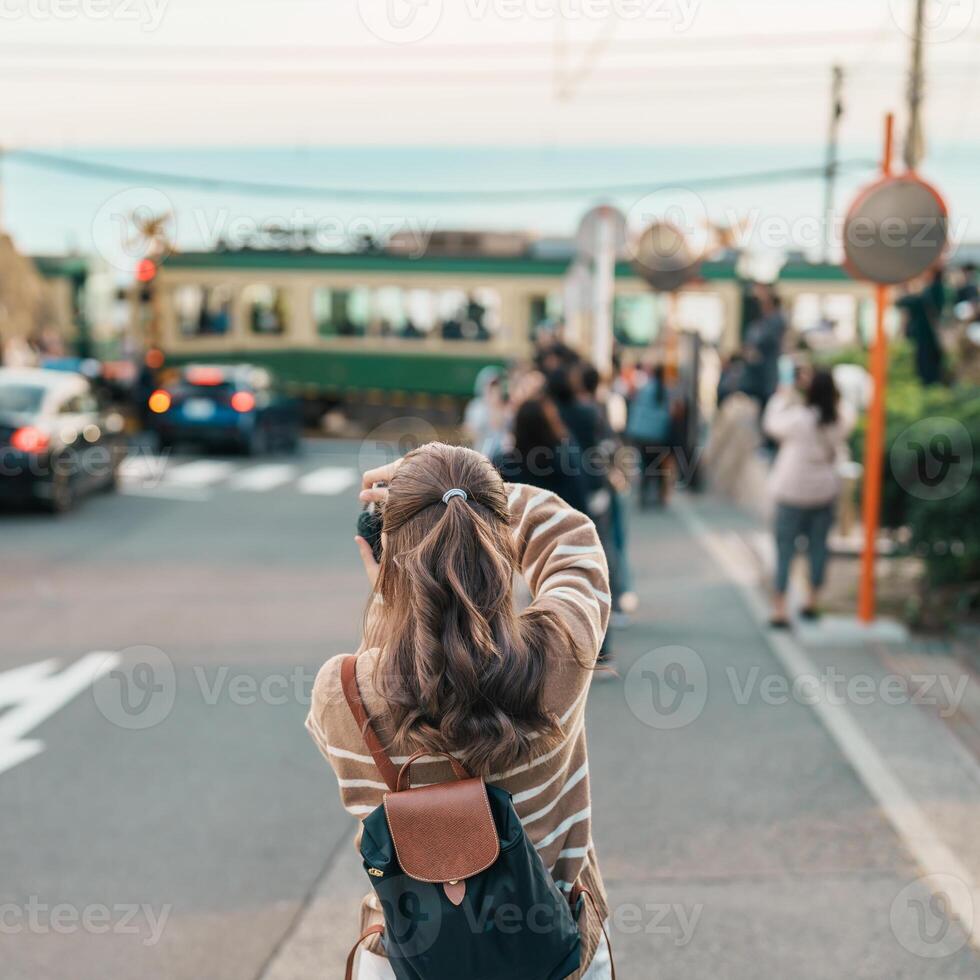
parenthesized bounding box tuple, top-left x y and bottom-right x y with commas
(881, 112, 894, 177)
(665, 291, 679, 384)
(857, 113, 894, 623)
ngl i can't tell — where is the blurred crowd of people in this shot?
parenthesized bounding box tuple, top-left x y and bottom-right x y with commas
(484, 263, 976, 637)
(463, 327, 699, 665)
(708, 263, 976, 628)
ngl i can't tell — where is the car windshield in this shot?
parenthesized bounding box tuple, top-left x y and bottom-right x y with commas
(0, 383, 45, 415)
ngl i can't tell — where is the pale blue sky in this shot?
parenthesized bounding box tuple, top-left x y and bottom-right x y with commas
(5, 142, 977, 268)
(1, 0, 977, 264)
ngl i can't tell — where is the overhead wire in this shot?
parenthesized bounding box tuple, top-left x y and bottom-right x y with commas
(6, 150, 878, 203)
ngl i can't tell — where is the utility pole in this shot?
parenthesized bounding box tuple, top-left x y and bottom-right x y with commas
(905, 0, 926, 170)
(822, 64, 844, 263)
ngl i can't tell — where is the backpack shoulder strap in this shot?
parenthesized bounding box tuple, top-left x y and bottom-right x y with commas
(345, 924, 385, 980)
(341, 654, 400, 792)
(570, 884, 617, 980)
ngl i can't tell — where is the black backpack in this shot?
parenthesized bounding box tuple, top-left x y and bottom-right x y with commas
(340, 655, 613, 980)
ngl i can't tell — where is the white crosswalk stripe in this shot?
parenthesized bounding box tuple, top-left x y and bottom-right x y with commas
(118, 454, 169, 487)
(162, 460, 238, 488)
(296, 466, 357, 496)
(117, 454, 358, 501)
(227, 463, 298, 492)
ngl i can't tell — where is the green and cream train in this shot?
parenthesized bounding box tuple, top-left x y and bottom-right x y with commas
(151, 246, 875, 409)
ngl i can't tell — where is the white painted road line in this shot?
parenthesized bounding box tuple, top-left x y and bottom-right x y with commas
(228, 463, 297, 492)
(296, 466, 357, 496)
(0, 653, 121, 778)
(675, 499, 980, 953)
(162, 460, 237, 488)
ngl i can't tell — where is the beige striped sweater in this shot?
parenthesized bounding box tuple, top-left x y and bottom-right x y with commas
(306, 482, 611, 976)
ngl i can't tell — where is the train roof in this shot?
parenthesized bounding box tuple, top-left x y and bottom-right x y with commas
(161, 248, 856, 282)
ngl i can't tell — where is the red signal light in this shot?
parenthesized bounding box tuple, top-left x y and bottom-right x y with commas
(136, 259, 158, 283)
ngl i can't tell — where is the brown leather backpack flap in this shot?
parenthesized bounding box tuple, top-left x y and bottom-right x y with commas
(384, 777, 499, 883)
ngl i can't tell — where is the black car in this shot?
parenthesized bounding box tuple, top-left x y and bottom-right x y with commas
(145, 364, 301, 454)
(0, 367, 128, 513)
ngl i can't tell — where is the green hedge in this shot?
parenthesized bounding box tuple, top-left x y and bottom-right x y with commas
(840, 343, 979, 600)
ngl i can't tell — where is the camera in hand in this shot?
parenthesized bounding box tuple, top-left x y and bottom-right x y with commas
(357, 505, 383, 562)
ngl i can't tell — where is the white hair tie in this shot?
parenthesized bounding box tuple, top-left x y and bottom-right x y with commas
(441, 488, 468, 504)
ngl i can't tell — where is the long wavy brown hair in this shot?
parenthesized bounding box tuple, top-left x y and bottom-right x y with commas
(369, 442, 571, 775)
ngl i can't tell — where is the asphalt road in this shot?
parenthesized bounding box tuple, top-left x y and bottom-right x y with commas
(1, 440, 978, 979)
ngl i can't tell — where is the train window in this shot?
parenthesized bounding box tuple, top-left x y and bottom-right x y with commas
(403, 289, 436, 338)
(468, 287, 500, 340)
(314, 287, 500, 342)
(530, 293, 563, 335)
(243, 284, 290, 336)
(313, 287, 374, 337)
(374, 287, 408, 337)
(314, 288, 351, 338)
(347, 288, 372, 335)
(791, 292, 858, 343)
(613, 294, 660, 346)
(676, 293, 725, 344)
(437, 289, 496, 341)
(175, 285, 233, 337)
(437, 290, 467, 341)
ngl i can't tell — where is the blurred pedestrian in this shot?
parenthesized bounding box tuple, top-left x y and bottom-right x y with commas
(546, 365, 606, 500)
(897, 268, 946, 387)
(545, 365, 617, 665)
(703, 389, 762, 504)
(534, 323, 579, 375)
(508, 364, 546, 407)
(954, 263, 978, 305)
(580, 363, 638, 618)
(463, 366, 509, 459)
(716, 352, 747, 407)
(763, 368, 854, 628)
(626, 363, 674, 509)
(494, 395, 590, 515)
(741, 285, 787, 409)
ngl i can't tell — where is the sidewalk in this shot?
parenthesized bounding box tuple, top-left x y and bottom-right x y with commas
(264, 492, 980, 979)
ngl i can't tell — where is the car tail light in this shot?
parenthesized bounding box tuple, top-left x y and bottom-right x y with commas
(11, 426, 50, 453)
(148, 389, 172, 414)
(231, 391, 256, 413)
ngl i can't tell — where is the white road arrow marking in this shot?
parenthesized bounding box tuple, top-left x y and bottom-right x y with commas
(0, 653, 121, 777)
